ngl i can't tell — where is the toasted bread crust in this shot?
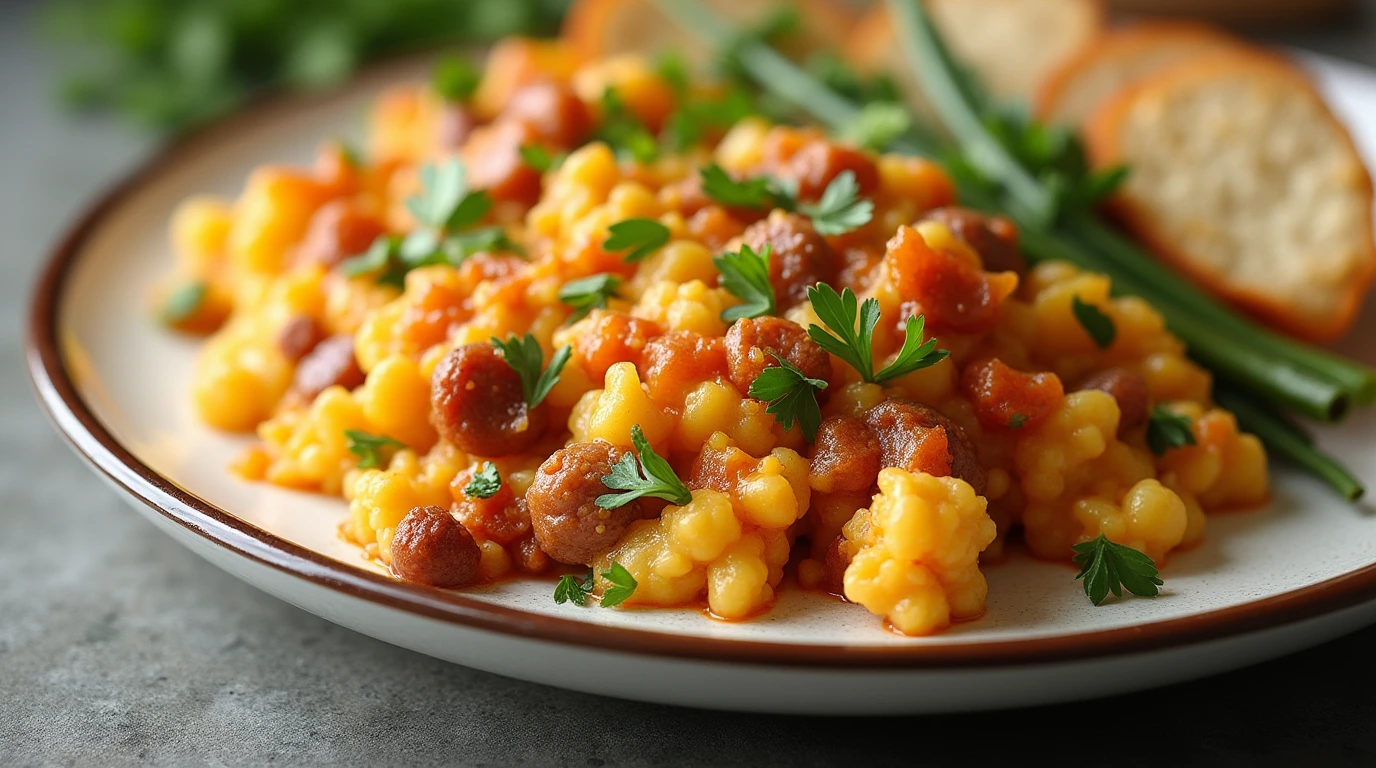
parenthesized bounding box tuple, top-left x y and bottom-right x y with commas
(1085, 51, 1376, 342)
(1034, 21, 1243, 126)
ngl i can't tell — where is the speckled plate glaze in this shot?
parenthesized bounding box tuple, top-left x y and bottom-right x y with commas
(26, 54, 1376, 714)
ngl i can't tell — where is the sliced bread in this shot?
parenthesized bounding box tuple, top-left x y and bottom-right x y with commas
(1084, 52, 1376, 341)
(1035, 22, 1244, 127)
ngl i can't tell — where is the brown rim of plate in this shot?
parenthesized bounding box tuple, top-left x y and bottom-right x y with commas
(23, 64, 1376, 670)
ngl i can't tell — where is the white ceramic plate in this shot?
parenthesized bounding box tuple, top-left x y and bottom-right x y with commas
(27, 54, 1376, 715)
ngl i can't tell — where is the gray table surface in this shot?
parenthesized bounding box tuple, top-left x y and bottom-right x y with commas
(6, 2, 1376, 765)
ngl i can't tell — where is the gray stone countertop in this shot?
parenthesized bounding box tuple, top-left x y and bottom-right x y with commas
(5, 2, 1376, 765)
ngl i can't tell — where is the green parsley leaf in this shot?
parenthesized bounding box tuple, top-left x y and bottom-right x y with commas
(874, 314, 949, 383)
(161, 281, 208, 325)
(407, 159, 492, 231)
(339, 235, 408, 288)
(806, 282, 950, 385)
(1071, 296, 1116, 349)
(715, 244, 775, 321)
(1009, 413, 1029, 429)
(1072, 533, 1164, 606)
(398, 228, 443, 265)
(979, 107, 1131, 221)
(655, 51, 691, 95)
(463, 461, 502, 499)
(805, 50, 903, 104)
(553, 571, 593, 606)
(490, 334, 571, 408)
(595, 425, 693, 509)
(559, 274, 622, 324)
(597, 88, 658, 163)
(433, 55, 480, 102)
(603, 218, 670, 263)
(662, 87, 755, 152)
(447, 226, 523, 258)
(598, 562, 639, 608)
(748, 353, 828, 442)
(797, 170, 874, 236)
(839, 102, 912, 152)
(1147, 404, 1198, 456)
(344, 429, 405, 469)
(699, 164, 795, 210)
(806, 283, 878, 380)
(519, 144, 562, 173)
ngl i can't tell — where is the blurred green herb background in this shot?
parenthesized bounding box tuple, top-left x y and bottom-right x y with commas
(45, 0, 572, 130)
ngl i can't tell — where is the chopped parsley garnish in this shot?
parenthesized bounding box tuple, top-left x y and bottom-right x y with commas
(749, 353, 828, 442)
(161, 281, 208, 325)
(876, 314, 948, 383)
(838, 102, 912, 152)
(433, 55, 480, 102)
(1071, 296, 1116, 349)
(519, 144, 562, 173)
(552, 562, 638, 608)
(1009, 412, 1029, 429)
(981, 107, 1131, 223)
(699, 166, 871, 235)
(661, 87, 754, 152)
(553, 571, 594, 606)
(805, 50, 903, 105)
(407, 159, 491, 231)
(806, 283, 948, 384)
(1147, 405, 1197, 456)
(344, 429, 405, 469)
(655, 51, 691, 95)
(796, 171, 874, 235)
(596, 425, 693, 509)
(340, 235, 407, 286)
(1072, 534, 1164, 606)
(448, 226, 522, 257)
(340, 159, 511, 284)
(463, 461, 502, 499)
(715, 244, 775, 321)
(599, 562, 639, 608)
(699, 164, 794, 210)
(559, 273, 622, 324)
(490, 333, 571, 409)
(603, 218, 670, 263)
(597, 88, 658, 163)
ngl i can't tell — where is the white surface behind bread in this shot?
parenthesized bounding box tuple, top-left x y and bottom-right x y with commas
(1085, 52, 1376, 341)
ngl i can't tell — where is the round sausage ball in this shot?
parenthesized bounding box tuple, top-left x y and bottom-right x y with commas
(390, 505, 481, 588)
(527, 441, 643, 566)
(431, 343, 548, 457)
(1079, 367, 1150, 433)
(291, 334, 365, 401)
(864, 399, 988, 496)
(808, 415, 882, 494)
(919, 207, 1025, 275)
(739, 212, 839, 309)
(724, 316, 832, 399)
